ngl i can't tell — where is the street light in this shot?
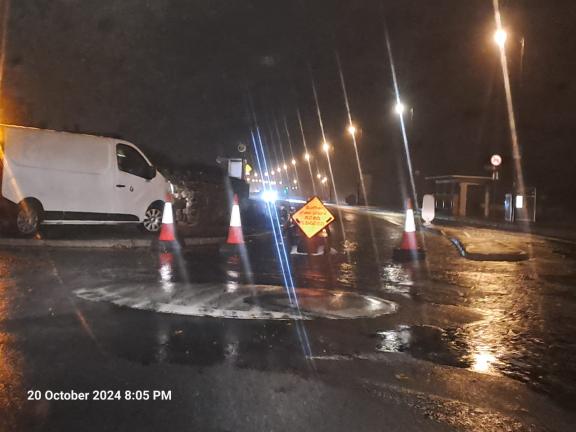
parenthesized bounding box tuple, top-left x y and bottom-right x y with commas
(304, 152, 310, 161)
(494, 29, 507, 48)
(293, 179, 297, 184)
(347, 125, 357, 136)
(322, 141, 330, 153)
(316, 173, 322, 179)
(283, 164, 288, 171)
(291, 158, 296, 166)
(394, 102, 405, 115)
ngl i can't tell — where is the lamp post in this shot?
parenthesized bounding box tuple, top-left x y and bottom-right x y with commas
(492, 5, 525, 199)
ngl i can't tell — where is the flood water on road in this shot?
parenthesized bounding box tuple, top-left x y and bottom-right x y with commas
(268, 209, 576, 407)
(1, 208, 575, 414)
(31, 209, 576, 409)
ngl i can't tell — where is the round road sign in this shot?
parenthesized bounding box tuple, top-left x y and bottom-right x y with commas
(238, 143, 247, 153)
(490, 154, 502, 167)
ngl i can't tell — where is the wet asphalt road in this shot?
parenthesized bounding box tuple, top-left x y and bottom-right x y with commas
(1, 208, 576, 431)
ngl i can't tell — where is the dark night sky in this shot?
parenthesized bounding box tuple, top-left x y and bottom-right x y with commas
(1, 0, 575, 209)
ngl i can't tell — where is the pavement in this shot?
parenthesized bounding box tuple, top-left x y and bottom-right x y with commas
(1, 205, 576, 430)
(432, 226, 530, 261)
(0, 223, 267, 248)
(342, 205, 533, 261)
(432, 214, 576, 243)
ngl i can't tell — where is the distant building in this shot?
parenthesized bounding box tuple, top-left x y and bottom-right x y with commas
(425, 174, 536, 222)
(425, 175, 495, 218)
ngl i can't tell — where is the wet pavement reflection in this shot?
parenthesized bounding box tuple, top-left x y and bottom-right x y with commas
(55, 208, 576, 408)
(69, 207, 576, 407)
(232, 209, 576, 405)
(0, 206, 575, 427)
(0, 254, 24, 430)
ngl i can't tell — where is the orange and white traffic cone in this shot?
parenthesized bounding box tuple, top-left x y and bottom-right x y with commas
(226, 194, 244, 245)
(393, 198, 426, 261)
(158, 194, 178, 247)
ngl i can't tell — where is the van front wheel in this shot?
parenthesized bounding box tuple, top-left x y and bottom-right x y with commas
(14, 200, 42, 237)
(141, 203, 163, 233)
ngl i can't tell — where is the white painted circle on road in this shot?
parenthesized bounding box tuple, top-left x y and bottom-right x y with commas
(75, 283, 397, 320)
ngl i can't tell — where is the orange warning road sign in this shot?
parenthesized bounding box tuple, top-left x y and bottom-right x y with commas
(292, 196, 335, 238)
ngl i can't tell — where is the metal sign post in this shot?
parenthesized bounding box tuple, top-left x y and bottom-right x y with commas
(490, 154, 502, 180)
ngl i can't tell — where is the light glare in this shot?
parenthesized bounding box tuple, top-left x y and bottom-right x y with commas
(494, 29, 507, 47)
(262, 190, 278, 202)
(394, 102, 405, 115)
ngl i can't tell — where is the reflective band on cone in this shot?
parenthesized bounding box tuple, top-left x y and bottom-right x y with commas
(399, 206, 418, 250)
(159, 201, 176, 242)
(404, 209, 416, 233)
(393, 198, 425, 261)
(227, 194, 244, 245)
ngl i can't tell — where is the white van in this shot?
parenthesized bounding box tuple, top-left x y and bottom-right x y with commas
(0, 125, 170, 236)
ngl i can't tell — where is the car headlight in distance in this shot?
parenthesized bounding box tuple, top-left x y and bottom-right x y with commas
(262, 190, 278, 202)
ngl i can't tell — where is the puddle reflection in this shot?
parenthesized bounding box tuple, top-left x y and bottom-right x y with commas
(375, 325, 469, 368)
(96, 311, 309, 372)
(454, 268, 537, 382)
(380, 263, 415, 286)
(470, 350, 498, 374)
(0, 331, 23, 430)
(158, 252, 175, 294)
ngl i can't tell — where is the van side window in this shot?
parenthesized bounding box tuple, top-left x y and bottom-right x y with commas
(116, 144, 149, 178)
